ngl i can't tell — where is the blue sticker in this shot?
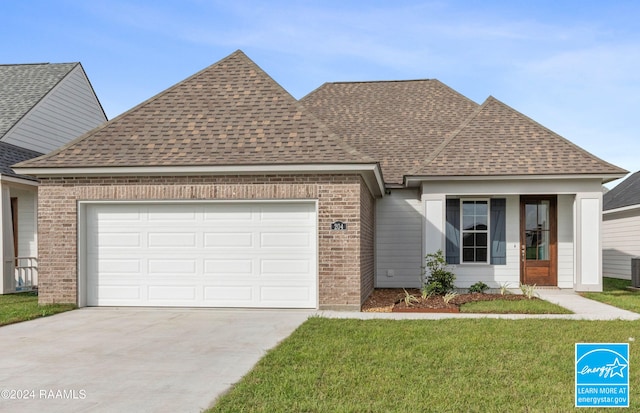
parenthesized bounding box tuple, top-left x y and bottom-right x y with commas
(576, 343, 629, 407)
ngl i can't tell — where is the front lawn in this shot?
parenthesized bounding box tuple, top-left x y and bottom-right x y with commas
(0, 292, 75, 326)
(581, 277, 640, 313)
(459, 298, 572, 314)
(208, 317, 640, 412)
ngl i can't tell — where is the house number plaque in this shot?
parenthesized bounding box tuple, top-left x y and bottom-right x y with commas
(331, 221, 347, 230)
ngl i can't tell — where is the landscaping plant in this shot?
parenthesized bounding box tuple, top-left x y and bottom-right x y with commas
(468, 281, 489, 294)
(422, 250, 456, 295)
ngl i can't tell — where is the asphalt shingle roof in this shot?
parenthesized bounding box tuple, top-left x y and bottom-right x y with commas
(16, 51, 626, 185)
(604, 171, 640, 210)
(20, 51, 374, 168)
(413, 97, 627, 177)
(0, 63, 78, 138)
(300, 80, 479, 184)
(0, 141, 42, 180)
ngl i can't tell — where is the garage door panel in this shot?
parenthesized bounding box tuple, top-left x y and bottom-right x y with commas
(260, 232, 312, 248)
(97, 232, 142, 248)
(92, 285, 142, 302)
(204, 286, 253, 302)
(261, 259, 311, 274)
(203, 232, 253, 248)
(260, 203, 314, 221)
(147, 206, 197, 221)
(148, 259, 197, 275)
(148, 232, 197, 248)
(204, 259, 253, 275)
(96, 258, 141, 274)
(260, 286, 313, 305)
(148, 286, 197, 301)
(86, 202, 317, 308)
(203, 205, 253, 221)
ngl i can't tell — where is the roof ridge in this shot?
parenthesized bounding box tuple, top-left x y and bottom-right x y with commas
(0, 62, 78, 67)
(406, 95, 488, 177)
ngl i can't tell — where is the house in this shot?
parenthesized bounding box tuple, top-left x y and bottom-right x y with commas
(14, 51, 626, 310)
(602, 171, 640, 279)
(0, 63, 107, 294)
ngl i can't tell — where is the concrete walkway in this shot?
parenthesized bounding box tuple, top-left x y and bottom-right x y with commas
(317, 289, 640, 321)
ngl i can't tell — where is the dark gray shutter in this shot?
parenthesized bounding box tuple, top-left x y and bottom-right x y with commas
(490, 198, 506, 265)
(445, 199, 460, 264)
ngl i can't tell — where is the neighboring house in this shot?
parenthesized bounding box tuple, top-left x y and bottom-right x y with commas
(602, 171, 640, 279)
(14, 51, 626, 310)
(0, 63, 106, 294)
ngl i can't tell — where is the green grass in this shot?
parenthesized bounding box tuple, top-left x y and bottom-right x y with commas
(460, 298, 573, 314)
(0, 292, 75, 326)
(208, 317, 640, 412)
(581, 277, 640, 313)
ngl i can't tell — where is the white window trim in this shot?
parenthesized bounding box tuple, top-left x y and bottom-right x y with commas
(460, 198, 491, 265)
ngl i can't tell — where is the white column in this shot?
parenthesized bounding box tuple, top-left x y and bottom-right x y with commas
(0, 185, 14, 294)
(574, 192, 603, 291)
(423, 193, 446, 256)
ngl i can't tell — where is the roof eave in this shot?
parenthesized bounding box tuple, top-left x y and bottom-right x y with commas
(13, 163, 385, 197)
(404, 173, 628, 187)
(603, 203, 640, 215)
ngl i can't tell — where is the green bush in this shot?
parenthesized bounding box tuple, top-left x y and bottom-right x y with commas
(469, 281, 489, 294)
(422, 250, 456, 295)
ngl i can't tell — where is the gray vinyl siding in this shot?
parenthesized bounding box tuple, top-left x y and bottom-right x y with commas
(603, 208, 640, 279)
(2, 66, 106, 153)
(375, 189, 423, 288)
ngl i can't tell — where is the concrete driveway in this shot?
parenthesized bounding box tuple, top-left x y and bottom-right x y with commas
(0, 308, 312, 413)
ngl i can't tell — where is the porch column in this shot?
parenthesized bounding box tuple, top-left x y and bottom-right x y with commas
(0, 185, 14, 294)
(423, 193, 446, 256)
(574, 192, 603, 291)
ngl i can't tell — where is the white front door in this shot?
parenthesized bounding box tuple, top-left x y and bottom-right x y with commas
(85, 202, 317, 308)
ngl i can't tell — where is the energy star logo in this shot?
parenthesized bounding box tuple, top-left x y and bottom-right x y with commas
(576, 343, 629, 407)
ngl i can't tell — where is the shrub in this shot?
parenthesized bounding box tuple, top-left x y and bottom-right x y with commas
(443, 291, 458, 304)
(469, 281, 489, 294)
(498, 282, 511, 295)
(520, 283, 539, 299)
(422, 250, 456, 295)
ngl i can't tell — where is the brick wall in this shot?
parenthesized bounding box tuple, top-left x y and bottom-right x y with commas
(37, 174, 372, 310)
(359, 178, 375, 304)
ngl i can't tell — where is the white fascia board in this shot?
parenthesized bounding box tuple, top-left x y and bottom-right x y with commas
(405, 173, 626, 187)
(0, 174, 39, 187)
(13, 163, 385, 196)
(603, 204, 640, 215)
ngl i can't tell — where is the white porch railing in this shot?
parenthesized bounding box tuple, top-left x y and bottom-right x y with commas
(14, 257, 37, 292)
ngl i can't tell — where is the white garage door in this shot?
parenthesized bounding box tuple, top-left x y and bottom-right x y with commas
(85, 202, 317, 308)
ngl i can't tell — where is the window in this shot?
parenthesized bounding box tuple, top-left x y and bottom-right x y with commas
(462, 200, 488, 263)
(445, 198, 506, 265)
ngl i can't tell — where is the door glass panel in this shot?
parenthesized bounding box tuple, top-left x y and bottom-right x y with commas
(526, 204, 538, 231)
(524, 200, 551, 261)
(538, 231, 549, 260)
(538, 201, 549, 230)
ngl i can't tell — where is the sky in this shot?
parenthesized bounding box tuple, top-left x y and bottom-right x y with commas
(2, 0, 638, 186)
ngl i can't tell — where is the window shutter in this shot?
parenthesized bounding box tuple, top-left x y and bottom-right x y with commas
(490, 198, 506, 265)
(445, 199, 460, 264)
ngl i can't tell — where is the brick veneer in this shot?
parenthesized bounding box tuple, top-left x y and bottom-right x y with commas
(36, 174, 375, 310)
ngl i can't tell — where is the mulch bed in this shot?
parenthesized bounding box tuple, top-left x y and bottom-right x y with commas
(362, 288, 536, 313)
